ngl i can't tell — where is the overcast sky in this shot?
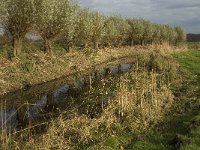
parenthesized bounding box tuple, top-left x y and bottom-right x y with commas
(76, 0, 200, 33)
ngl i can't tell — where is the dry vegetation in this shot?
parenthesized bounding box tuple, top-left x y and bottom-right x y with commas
(0, 48, 181, 150)
(0, 45, 180, 96)
(0, 0, 193, 149)
(0, 0, 186, 97)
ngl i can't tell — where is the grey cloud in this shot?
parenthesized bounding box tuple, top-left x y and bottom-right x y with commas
(77, 0, 200, 33)
(166, 5, 200, 10)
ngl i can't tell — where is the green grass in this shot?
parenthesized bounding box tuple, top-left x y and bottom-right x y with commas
(174, 49, 200, 77)
(1, 48, 199, 150)
(126, 49, 200, 150)
(72, 49, 200, 150)
(187, 42, 200, 51)
(177, 118, 200, 150)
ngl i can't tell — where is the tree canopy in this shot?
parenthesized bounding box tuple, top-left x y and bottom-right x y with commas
(0, 0, 186, 57)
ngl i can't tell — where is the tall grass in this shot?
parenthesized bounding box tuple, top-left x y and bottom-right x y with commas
(0, 49, 179, 149)
(113, 71, 174, 132)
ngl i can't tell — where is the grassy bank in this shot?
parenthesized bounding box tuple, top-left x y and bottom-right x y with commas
(0, 45, 141, 95)
(1, 46, 199, 150)
(173, 50, 200, 150)
(127, 49, 200, 149)
(187, 42, 200, 51)
(0, 44, 178, 96)
(1, 47, 181, 149)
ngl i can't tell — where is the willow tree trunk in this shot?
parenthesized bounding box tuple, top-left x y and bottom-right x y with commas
(64, 41, 73, 53)
(141, 39, 145, 46)
(94, 42, 99, 49)
(13, 38, 22, 57)
(44, 39, 53, 56)
(130, 39, 134, 47)
(175, 40, 178, 46)
(160, 39, 163, 45)
(106, 42, 111, 47)
(65, 45, 70, 53)
(151, 39, 154, 45)
(84, 42, 88, 49)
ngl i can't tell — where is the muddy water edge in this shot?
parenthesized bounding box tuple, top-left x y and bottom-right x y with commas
(0, 62, 133, 130)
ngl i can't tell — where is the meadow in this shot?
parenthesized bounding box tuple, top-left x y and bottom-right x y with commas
(0, 0, 199, 149)
(0, 45, 199, 150)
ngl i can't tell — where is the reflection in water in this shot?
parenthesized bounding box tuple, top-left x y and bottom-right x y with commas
(109, 66, 119, 74)
(120, 64, 132, 73)
(0, 64, 133, 129)
(96, 69, 107, 78)
(53, 85, 69, 102)
(73, 78, 85, 89)
(28, 95, 48, 119)
(0, 107, 18, 129)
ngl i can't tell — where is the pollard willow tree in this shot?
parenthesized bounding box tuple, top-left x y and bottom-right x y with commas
(165, 25, 178, 46)
(175, 26, 186, 45)
(90, 11, 105, 49)
(141, 20, 154, 45)
(0, 1, 7, 22)
(159, 25, 169, 45)
(103, 16, 120, 47)
(36, 0, 73, 55)
(151, 24, 162, 45)
(127, 19, 144, 46)
(75, 8, 93, 48)
(1, 0, 42, 57)
(59, 3, 79, 52)
(0, 1, 7, 45)
(110, 16, 130, 47)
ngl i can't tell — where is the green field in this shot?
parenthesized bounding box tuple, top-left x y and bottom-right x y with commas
(1, 48, 199, 150)
(127, 50, 200, 150)
(83, 49, 200, 150)
(0, 0, 198, 149)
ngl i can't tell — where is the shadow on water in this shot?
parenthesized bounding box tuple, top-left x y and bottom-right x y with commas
(0, 63, 133, 130)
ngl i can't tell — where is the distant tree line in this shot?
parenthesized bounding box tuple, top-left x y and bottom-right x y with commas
(187, 34, 200, 42)
(0, 0, 186, 57)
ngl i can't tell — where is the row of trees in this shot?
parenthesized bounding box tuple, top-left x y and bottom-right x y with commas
(0, 0, 186, 57)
